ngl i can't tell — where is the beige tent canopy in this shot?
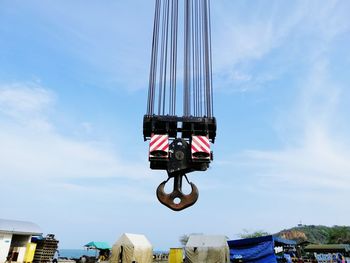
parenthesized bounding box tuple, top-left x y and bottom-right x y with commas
(185, 235, 230, 263)
(110, 233, 153, 263)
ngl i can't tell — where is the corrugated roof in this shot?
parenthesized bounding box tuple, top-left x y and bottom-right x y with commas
(305, 244, 350, 253)
(0, 218, 42, 235)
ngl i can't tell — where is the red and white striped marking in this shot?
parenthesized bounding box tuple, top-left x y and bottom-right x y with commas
(191, 135, 210, 159)
(149, 134, 169, 158)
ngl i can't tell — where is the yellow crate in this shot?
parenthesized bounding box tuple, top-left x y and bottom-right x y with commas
(24, 243, 37, 263)
(168, 248, 183, 263)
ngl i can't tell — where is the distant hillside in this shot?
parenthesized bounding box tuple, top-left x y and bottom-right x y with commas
(276, 225, 350, 244)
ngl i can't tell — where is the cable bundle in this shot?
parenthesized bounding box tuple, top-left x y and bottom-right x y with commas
(147, 0, 214, 118)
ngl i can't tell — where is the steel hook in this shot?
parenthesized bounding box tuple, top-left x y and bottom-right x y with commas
(156, 174, 199, 211)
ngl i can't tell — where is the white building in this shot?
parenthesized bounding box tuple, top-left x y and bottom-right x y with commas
(0, 219, 42, 263)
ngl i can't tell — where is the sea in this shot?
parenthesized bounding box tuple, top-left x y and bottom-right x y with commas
(58, 249, 97, 259)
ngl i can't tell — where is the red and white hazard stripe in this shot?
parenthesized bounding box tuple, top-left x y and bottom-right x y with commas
(149, 134, 169, 158)
(191, 135, 210, 159)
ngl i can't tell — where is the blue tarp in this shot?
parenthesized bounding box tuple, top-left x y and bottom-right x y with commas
(228, 235, 296, 263)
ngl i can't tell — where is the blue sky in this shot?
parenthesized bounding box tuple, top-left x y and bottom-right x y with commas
(1, 0, 350, 250)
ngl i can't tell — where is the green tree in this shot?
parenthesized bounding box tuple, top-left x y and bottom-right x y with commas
(239, 229, 270, 239)
(327, 226, 350, 244)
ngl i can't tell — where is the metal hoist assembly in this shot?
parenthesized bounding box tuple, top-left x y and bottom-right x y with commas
(143, 0, 217, 211)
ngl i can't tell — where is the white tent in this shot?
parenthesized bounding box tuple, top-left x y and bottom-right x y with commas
(185, 235, 230, 263)
(110, 233, 153, 263)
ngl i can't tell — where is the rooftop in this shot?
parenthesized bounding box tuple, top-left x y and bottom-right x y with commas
(0, 218, 42, 235)
(305, 244, 350, 253)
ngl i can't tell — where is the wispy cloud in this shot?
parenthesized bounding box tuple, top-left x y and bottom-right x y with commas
(5, 0, 154, 91)
(0, 83, 53, 116)
(221, 55, 350, 193)
(0, 83, 153, 187)
(0, 83, 54, 130)
(214, 0, 350, 197)
(212, 0, 350, 92)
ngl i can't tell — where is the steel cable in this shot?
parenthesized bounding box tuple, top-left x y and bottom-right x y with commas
(147, 0, 213, 118)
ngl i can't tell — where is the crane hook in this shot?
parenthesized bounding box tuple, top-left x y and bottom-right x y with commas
(156, 174, 199, 211)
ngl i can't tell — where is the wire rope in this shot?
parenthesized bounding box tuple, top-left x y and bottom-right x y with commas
(147, 0, 213, 118)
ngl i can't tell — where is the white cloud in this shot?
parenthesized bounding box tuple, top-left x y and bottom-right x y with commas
(221, 56, 350, 193)
(0, 83, 54, 130)
(212, 0, 350, 92)
(212, 1, 304, 69)
(11, 1, 154, 91)
(0, 83, 154, 186)
(212, 1, 350, 196)
(0, 83, 53, 115)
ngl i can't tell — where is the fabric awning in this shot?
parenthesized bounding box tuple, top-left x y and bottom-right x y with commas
(84, 241, 111, 250)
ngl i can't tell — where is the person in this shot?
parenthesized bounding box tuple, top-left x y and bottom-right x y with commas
(311, 255, 317, 263)
(52, 249, 59, 263)
(80, 255, 87, 263)
(5, 255, 12, 263)
(232, 255, 243, 263)
(338, 254, 345, 263)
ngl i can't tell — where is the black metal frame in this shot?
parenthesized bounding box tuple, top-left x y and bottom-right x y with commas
(143, 115, 216, 141)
